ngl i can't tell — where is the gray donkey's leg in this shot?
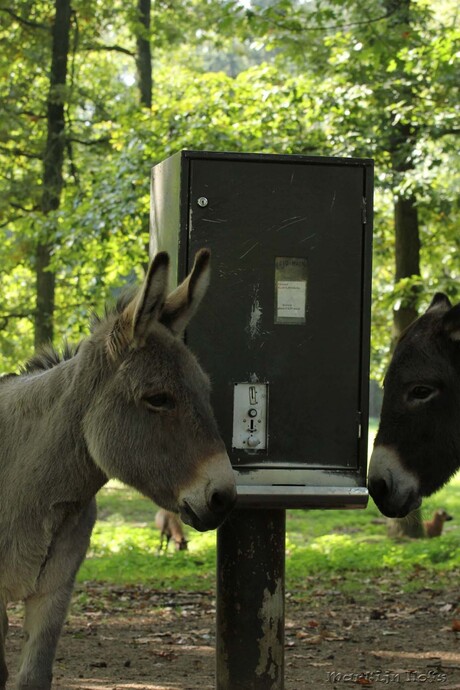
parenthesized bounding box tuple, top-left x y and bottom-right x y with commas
(16, 499, 96, 690)
(0, 602, 8, 690)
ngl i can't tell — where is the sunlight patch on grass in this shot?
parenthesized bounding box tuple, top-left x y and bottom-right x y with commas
(78, 461, 460, 593)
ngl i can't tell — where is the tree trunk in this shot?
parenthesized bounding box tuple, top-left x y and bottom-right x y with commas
(35, 0, 72, 348)
(136, 0, 152, 109)
(387, 513, 425, 539)
(135, 0, 152, 270)
(389, 194, 424, 538)
(393, 195, 421, 335)
(387, 193, 424, 539)
(382, 0, 425, 539)
(388, 193, 424, 539)
(35, 244, 56, 349)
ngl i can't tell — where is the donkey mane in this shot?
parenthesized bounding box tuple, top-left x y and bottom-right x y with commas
(20, 341, 80, 374)
(89, 288, 137, 332)
(9, 290, 137, 378)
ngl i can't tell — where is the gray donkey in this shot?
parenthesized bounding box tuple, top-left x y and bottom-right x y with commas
(0, 249, 236, 690)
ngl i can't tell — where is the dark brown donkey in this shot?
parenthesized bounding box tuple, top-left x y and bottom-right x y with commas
(0, 249, 236, 690)
(368, 293, 460, 518)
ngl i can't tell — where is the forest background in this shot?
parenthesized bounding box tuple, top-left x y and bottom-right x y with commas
(0, 0, 458, 379)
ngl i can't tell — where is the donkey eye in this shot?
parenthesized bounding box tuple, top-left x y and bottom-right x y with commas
(142, 393, 176, 412)
(407, 385, 437, 402)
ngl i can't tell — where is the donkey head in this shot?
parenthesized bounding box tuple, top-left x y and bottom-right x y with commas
(368, 293, 460, 517)
(83, 250, 236, 531)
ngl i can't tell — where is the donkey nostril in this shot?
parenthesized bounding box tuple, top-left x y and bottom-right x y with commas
(208, 488, 236, 515)
(369, 476, 390, 502)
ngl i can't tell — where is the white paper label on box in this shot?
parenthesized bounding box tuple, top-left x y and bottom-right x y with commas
(277, 280, 306, 320)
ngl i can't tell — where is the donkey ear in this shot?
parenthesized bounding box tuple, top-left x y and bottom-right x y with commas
(443, 303, 460, 342)
(160, 249, 211, 336)
(131, 252, 170, 343)
(106, 253, 170, 360)
(427, 292, 452, 313)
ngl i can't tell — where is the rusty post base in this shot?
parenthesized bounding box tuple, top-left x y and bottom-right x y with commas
(216, 508, 286, 690)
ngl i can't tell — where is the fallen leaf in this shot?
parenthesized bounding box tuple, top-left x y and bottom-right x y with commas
(440, 603, 454, 613)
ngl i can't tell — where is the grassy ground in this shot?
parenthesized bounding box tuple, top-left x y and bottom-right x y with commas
(78, 419, 460, 595)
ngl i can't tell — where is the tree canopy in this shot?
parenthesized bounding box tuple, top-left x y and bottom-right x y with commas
(0, 0, 458, 375)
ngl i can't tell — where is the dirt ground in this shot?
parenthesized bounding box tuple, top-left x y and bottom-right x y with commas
(5, 578, 460, 689)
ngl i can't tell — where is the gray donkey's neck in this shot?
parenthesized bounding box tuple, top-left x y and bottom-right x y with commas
(0, 338, 109, 514)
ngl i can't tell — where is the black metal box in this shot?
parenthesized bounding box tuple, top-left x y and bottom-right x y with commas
(150, 150, 373, 508)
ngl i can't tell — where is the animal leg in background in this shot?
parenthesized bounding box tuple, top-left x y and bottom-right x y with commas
(155, 510, 188, 552)
(16, 501, 96, 690)
(0, 603, 8, 690)
(159, 531, 171, 552)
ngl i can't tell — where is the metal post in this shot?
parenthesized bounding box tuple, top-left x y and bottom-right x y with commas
(216, 508, 286, 690)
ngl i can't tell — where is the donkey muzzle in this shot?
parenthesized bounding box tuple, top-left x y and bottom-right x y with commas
(368, 445, 422, 518)
(178, 452, 237, 531)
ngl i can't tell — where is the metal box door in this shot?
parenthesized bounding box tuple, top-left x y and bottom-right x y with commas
(151, 151, 373, 508)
